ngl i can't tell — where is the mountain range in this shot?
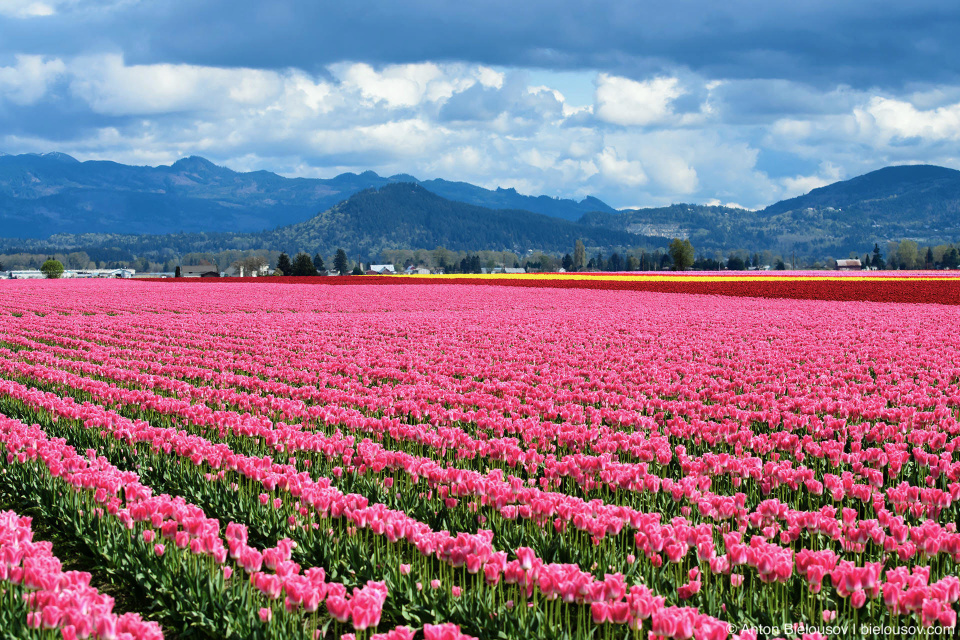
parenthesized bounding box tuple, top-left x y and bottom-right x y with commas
(2, 153, 960, 258)
(0, 152, 613, 239)
(583, 164, 960, 255)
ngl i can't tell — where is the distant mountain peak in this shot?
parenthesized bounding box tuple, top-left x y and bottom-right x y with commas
(171, 156, 222, 172)
(388, 173, 420, 182)
(41, 152, 79, 163)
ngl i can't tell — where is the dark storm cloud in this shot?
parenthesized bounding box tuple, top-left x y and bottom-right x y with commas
(3, 0, 959, 89)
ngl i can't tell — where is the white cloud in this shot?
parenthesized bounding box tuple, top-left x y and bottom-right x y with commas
(705, 198, 752, 210)
(645, 155, 699, 194)
(0, 54, 65, 104)
(309, 118, 445, 158)
(332, 62, 452, 108)
(474, 66, 504, 89)
(0, 0, 54, 17)
(0, 0, 138, 18)
(781, 162, 843, 198)
(860, 96, 960, 142)
(18, 51, 960, 211)
(597, 147, 647, 186)
(68, 54, 285, 115)
(595, 73, 683, 126)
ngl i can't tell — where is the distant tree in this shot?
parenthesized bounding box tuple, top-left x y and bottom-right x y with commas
(0, 260, 4, 271)
(561, 254, 573, 271)
(432, 246, 455, 273)
(659, 252, 672, 270)
(925, 246, 935, 269)
(539, 254, 558, 272)
(693, 255, 720, 270)
(897, 240, 918, 270)
(638, 250, 649, 271)
(626, 255, 639, 271)
(726, 253, 747, 271)
(351, 263, 364, 275)
(64, 251, 91, 269)
(668, 238, 695, 271)
(276, 252, 292, 275)
(774, 259, 786, 270)
(573, 240, 586, 271)
(291, 252, 318, 276)
(174, 265, 182, 278)
(607, 253, 623, 272)
(871, 243, 885, 270)
(944, 247, 960, 269)
(863, 254, 872, 269)
(40, 259, 64, 279)
(313, 253, 325, 271)
(334, 249, 349, 275)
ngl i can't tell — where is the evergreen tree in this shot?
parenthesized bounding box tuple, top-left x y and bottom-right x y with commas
(334, 249, 349, 275)
(608, 253, 623, 272)
(291, 252, 318, 276)
(561, 254, 573, 271)
(926, 246, 935, 269)
(313, 253, 325, 271)
(944, 247, 960, 269)
(174, 265, 182, 278)
(872, 243, 885, 270)
(276, 252, 292, 276)
(573, 240, 586, 271)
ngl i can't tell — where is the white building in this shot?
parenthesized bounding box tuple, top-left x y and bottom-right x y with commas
(368, 264, 397, 274)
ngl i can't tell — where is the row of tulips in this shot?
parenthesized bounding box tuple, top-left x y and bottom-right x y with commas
(0, 409, 395, 639)
(3, 369, 959, 637)
(2, 280, 960, 639)
(7, 293, 960, 451)
(0, 379, 740, 639)
(7, 317, 959, 458)
(308, 272, 960, 304)
(4, 359, 960, 588)
(5, 324, 959, 510)
(0, 508, 163, 639)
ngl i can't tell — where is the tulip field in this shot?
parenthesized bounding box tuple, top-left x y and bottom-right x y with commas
(1, 276, 959, 640)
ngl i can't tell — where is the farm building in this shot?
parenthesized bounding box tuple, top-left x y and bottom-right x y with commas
(836, 259, 861, 271)
(180, 266, 220, 278)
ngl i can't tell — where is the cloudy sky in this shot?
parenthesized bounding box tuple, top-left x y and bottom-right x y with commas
(2, 0, 959, 209)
